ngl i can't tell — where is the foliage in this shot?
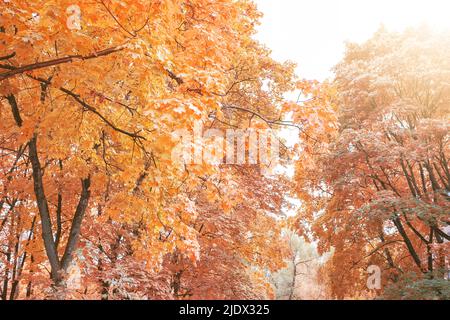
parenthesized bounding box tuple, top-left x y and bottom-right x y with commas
(381, 272, 450, 300)
(1, 2, 447, 301)
(0, 0, 299, 299)
(295, 26, 450, 299)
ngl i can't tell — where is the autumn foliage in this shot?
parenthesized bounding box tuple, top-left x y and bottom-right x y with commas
(295, 27, 449, 299)
(0, 0, 299, 299)
(0, 1, 448, 301)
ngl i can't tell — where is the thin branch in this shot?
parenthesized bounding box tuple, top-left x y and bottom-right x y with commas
(0, 52, 16, 61)
(0, 46, 124, 81)
(99, 0, 148, 37)
(28, 75, 146, 141)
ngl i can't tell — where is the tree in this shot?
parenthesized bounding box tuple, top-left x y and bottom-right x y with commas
(270, 230, 329, 300)
(295, 26, 450, 299)
(0, 0, 300, 299)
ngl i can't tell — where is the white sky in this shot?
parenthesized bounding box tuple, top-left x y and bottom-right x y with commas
(254, 0, 450, 80)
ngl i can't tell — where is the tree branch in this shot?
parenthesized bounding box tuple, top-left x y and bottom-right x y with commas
(0, 46, 123, 81)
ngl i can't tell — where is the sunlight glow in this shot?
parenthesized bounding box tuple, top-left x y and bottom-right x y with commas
(255, 0, 450, 80)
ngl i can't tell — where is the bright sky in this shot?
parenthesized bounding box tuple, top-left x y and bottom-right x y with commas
(254, 0, 450, 80)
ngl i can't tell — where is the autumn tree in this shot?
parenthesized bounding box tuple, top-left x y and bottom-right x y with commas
(0, 0, 303, 299)
(160, 33, 300, 299)
(295, 27, 450, 299)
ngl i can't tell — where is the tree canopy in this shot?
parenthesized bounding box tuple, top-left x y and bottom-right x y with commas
(0, 2, 448, 300)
